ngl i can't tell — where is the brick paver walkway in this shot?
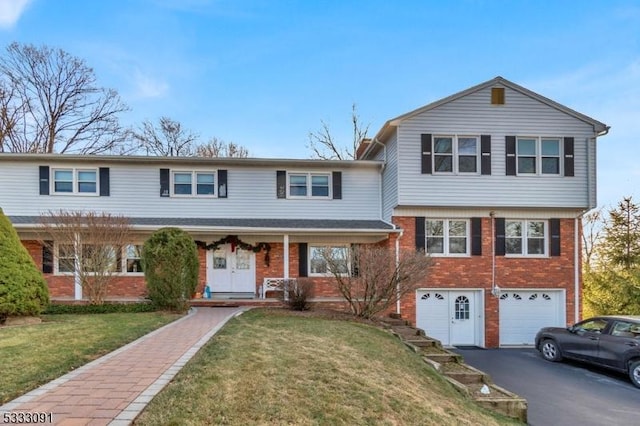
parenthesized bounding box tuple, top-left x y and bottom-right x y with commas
(0, 307, 245, 426)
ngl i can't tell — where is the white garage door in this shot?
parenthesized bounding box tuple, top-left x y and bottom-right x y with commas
(416, 290, 480, 346)
(499, 290, 565, 346)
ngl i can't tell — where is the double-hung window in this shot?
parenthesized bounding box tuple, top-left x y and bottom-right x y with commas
(517, 137, 560, 175)
(172, 171, 216, 196)
(57, 244, 75, 273)
(433, 136, 479, 174)
(288, 173, 331, 198)
(309, 245, 349, 275)
(425, 219, 469, 256)
(125, 244, 144, 273)
(52, 168, 97, 194)
(505, 220, 546, 256)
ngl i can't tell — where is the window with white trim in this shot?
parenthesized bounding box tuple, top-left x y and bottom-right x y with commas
(52, 168, 98, 194)
(172, 171, 216, 196)
(309, 245, 349, 275)
(505, 220, 546, 256)
(433, 136, 479, 174)
(425, 219, 469, 256)
(81, 244, 120, 273)
(288, 173, 331, 198)
(57, 244, 75, 273)
(517, 137, 561, 175)
(125, 245, 144, 273)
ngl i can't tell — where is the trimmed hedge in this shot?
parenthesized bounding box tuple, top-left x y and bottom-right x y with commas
(141, 227, 198, 312)
(0, 208, 49, 321)
(43, 302, 158, 315)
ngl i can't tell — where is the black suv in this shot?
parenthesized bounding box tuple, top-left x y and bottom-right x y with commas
(535, 315, 640, 388)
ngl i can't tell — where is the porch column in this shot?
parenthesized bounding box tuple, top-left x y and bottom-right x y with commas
(73, 232, 82, 300)
(283, 234, 289, 279)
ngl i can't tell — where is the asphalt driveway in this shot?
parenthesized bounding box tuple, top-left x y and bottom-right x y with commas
(454, 348, 638, 426)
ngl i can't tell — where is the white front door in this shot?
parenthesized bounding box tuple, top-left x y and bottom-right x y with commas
(207, 244, 256, 293)
(416, 290, 478, 346)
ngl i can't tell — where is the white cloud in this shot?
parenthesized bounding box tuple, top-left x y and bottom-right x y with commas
(0, 0, 32, 29)
(132, 69, 169, 99)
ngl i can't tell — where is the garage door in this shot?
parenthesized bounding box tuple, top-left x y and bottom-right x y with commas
(499, 290, 565, 346)
(416, 290, 480, 346)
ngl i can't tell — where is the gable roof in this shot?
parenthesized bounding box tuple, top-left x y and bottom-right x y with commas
(364, 76, 609, 158)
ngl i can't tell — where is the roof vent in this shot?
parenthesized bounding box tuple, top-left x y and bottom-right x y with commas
(491, 87, 505, 105)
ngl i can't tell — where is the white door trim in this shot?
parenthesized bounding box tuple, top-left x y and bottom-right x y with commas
(415, 288, 485, 348)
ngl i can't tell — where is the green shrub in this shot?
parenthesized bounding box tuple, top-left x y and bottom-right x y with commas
(0, 208, 49, 322)
(43, 302, 157, 315)
(141, 227, 198, 312)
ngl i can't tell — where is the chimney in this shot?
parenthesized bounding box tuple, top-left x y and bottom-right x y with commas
(355, 138, 372, 160)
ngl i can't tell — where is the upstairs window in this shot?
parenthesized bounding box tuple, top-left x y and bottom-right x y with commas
(52, 168, 98, 195)
(517, 137, 561, 175)
(425, 219, 469, 256)
(288, 172, 331, 198)
(433, 136, 479, 174)
(172, 171, 216, 197)
(505, 220, 546, 256)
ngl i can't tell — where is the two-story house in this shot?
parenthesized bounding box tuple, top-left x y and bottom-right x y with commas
(358, 76, 608, 347)
(0, 76, 608, 348)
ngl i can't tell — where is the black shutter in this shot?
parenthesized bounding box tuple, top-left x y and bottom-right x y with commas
(506, 136, 516, 176)
(415, 217, 426, 251)
(218, 169, 228, 198)
(350, 244, 359, 277)
(298, 243, 308, 277)
(39, 166, 50, 195)
(276, 170, 286, 199)
(421, 134, 432, 174)
(481, 135, 491, 175)
(495, 218, 506, 256)
(564, 137, 574, 177)
(160, 169, 170, 197)
(99, 167, 110, 196)
(42, 242, 53, 273)
(332, 171, 342, 199)
(550, 219, 561, 256)
(471, 217, 482, 256)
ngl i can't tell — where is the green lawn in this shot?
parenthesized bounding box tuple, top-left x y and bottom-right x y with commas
(135, 309, 520, 425)
(0, 312, 181, 404)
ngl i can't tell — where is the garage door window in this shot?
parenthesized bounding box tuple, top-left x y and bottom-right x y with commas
(455, 295, 470, 320)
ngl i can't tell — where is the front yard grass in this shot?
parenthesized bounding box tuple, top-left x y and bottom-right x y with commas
(0, 311, 181, 404)
(135, 309, 519, 425)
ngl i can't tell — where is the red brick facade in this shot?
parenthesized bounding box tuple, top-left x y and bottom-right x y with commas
(392, 216, 581, 347)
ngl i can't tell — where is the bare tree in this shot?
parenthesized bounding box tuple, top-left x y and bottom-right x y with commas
(321, 245, 432, 318)
(39, 211, 131, 305)
(582, 208, 604, 271)
(0, 42, 128, 154)
(196, 137, 250, 158)
(308, 103, 370, 160)
(131, 116, 199, 156)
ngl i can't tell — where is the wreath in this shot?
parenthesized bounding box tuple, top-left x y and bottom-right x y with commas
(195, 235, 271, 266)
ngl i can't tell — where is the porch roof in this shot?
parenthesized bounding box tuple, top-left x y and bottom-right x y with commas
(9, 216, 397, 234)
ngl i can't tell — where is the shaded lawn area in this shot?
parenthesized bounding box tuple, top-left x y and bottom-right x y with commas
(135, 309, 520, 425)
(0, 312, 181, 404)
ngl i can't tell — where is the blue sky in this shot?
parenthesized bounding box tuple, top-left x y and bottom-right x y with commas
(0, 0, 638, 209)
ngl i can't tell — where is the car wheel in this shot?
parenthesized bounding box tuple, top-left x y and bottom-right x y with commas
(540, 339, 562, 362)
(629, 360, 640, 388)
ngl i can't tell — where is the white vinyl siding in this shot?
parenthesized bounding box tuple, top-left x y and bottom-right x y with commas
(380, 133, 399, 221)
(0, 162, 382, 221)
(396, 85, 598, 209)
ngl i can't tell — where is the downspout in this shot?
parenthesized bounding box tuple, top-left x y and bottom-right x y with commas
(396, 229, 403, 315)
(574, 216, 580, 323)
(490, 211, 499, 296)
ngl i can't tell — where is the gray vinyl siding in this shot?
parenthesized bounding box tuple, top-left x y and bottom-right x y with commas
(0, 162, 381, 220)
(381, 132, 399, 221)
(396, 85, 599, 209)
